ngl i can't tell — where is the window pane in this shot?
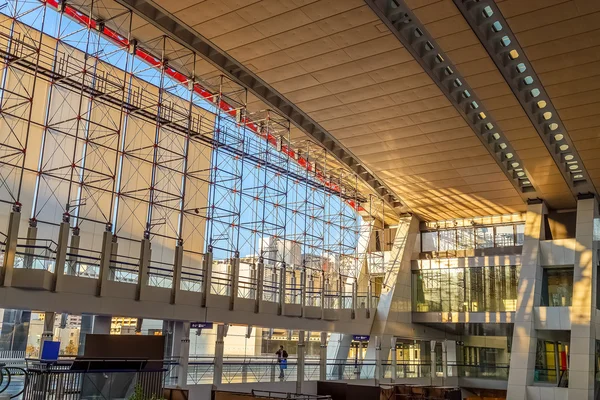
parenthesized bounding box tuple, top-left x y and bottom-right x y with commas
(516, 224, 525, 245)
(422, 232, 438, 252)
(542, 267, 573, 306)
(495, 225, 514, 247)
(475, 227, 493, 248)
(439, 230, 457, 251)
(457, 228, 474, 250)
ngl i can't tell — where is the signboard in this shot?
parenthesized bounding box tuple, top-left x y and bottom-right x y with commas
(191, 322, 213, 330)
(353, 335, 370, 341)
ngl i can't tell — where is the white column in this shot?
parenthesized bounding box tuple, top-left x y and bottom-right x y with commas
(390, 337, 397, 383)
(177, 322, 190, 386)
(230, 254, 240, 310)
(445, 339, 458, 378)
(1, 205, 21, 286)
(53, 218, 70, 291)
(326, 333, 352, 380)
(172, 243, 183, 304)
(202, 251, 213, 306)
(430, 340, 436, 379)
(40, 311, 55, 357)
(568, 196, 598, 400)
(366, 216, 419, 359)
(213, 324, 227, 385)
(296, 331, 305, 393)
(319, 332, 327, 381)
(375, 336, 382, 384)
(97, 227, 113, 296)
(137, 238, 151, 300)
(507, 201, 547, 399)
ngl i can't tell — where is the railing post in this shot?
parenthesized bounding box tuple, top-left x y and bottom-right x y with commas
(296, 330, 305, 393)
(320, 332, 327, 381)
(430, 340, 437, 380)
(367, 280, 372, 318)
(213, 324, 227, 385)
(1, 203, 21, 286)
(178, 321, 190, 386)
(53, 214, 70, 292)
(390, 337, 397, 383)
(67, 227, 80, 276)
(250, 262, 256, 300)
(172, 241, 183, 304)
(24, 219, 37, 269)
(279, 263, 286, 315)
(255, 258, 264, 312)
(320, 271, 326, 318)
(230, 252, 240, 310)
(202, 250, 213, 306)
(352, 278, 357, 318)
(337, 276, 343, 310)
(97, 225, 113, 296)
(300, 267, 306, 315)
(137, 234, 151, 300)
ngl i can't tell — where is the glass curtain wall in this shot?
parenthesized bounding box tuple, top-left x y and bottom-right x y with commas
(422, 223, 525, 252)
(412, 266, 519, 312)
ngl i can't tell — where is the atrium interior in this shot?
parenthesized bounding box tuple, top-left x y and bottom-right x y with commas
(0, 0, 597, 399)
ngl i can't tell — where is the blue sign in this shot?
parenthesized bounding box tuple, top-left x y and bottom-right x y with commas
(353, 335, 370, 341)
(191, 322, 213, 330)
(41, 341, 60, 361)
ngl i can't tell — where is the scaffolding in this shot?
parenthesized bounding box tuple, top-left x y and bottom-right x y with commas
(0, 0, 383, 316)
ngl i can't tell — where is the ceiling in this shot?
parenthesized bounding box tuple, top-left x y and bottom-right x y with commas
(111, 0, 598, 221)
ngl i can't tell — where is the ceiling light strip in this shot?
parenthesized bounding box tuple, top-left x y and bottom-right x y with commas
(365, 0, 539, 200)
(453, 0, 596, 197)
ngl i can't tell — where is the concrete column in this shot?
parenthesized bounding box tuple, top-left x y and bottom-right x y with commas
(53, 218, 70, 291)
(337, 276, 343, 309)
(92, 315, 111, 334)
(109, 235, 118, 281)
(319, 332, 327, 381)
(442, 341, 448, 378)
(40, 311, 55, 357)
(1, 205, 21, 286)
(24, 219, 37, 269)
(507, 201, 547, 400)
(390, 337, 397, 382)
(279, 264, 286, 315)
(137, 238, 151, 300)
(375, 336, 382, 384)
(296, 330, 305, 393)
(430, 340, 436, 379)
(67, 227, 80, 276)
(365, 216, 419, 360)
(178, 322, 190, 386)
(300, 267, 307, 315)
(172, 243, 183, 304)
(352, 278, 357, 318)
(230, 254, 240, 310)
(256, 259, 264, 312)
(367, 280, 372, 318)
(202, 251, 213, 306)
(250, 263, 257, 300)
(445, 340, 458, 378)
(320, 271, 326, 318)
(568, 196, 598, 400)
(326, 333, 352, 380)
(97, 227, 113, 296)
(213, 324, 227, 385)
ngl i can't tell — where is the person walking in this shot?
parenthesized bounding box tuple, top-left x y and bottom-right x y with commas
(276, 345, 288, 379)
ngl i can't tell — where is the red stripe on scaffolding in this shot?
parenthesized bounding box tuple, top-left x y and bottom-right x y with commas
(43, 0, 365, 212)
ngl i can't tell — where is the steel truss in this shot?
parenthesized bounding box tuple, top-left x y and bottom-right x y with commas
(0, 0, 377, 311)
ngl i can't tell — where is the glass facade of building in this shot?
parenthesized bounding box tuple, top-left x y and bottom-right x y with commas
(412, 266, 519, 312)
(421, 223, 525, 252)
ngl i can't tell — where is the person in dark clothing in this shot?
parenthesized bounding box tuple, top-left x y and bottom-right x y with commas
(275, 345, 288, 379)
